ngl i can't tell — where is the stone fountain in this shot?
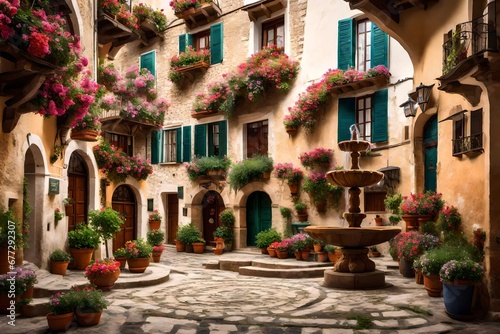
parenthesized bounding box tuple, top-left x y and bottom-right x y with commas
(304, 126, 401, 289)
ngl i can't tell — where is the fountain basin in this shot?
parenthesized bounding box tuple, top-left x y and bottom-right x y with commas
(338, 140, 370, 153)
(326, 170, 384, 188)
(304, 226, 401, 248)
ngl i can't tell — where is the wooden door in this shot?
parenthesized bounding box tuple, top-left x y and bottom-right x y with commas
(67, 153, 88, 231)
(246, 191, 272, 246)
(112, 185, 136, 252)
(202, 191, 225, 243)
(167, 194, 179, 244)
(424, 116, 438, 192)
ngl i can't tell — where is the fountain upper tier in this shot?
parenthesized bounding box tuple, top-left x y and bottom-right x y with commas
(338, 140, 370, 153)
(327, 169, 383, 188)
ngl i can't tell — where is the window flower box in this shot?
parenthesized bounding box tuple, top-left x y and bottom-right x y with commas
(191, 109, 219, 119)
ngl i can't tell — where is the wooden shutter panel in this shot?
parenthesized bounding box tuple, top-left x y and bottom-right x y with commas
(151, 130, 161, 164)
(182, 126, 191, 162)
(210, 23, 223, 64)
(372, 89, 388, 143)
(140, 51, 156, 77)
(371, 23, 388, 67)
(218, 120, 227, 157)
(194, 124, 207, 157)
(178, 33, 193, 53)
(338, 18, 355, 70)
(338, 98, 356, 142)
(176, 128, 182, 163)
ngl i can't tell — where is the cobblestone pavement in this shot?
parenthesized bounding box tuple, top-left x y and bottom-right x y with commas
(2, 248, 499, 333)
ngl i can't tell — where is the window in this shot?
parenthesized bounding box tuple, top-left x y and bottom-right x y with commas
(357, 19, 371, 72)
(356, 95, 372, 141)
(104, 132, 133, 156)
(140, 51, 156, 77)
(364, 191, 387, 212)
(151, 126, 191, 164)
(452, 109, 483, 156)
(262, 17, 284, 50)
(194, 121, 227, 158)
(163, 129, 178, 163)
(246, 120, 268, 158)
(178, 22, 223, 65)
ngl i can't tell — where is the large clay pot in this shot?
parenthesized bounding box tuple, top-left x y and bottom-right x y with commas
(51, 261, 70, 276)
(424, 274, 443, 297)
(276, 250, 289, 259)
(192, 242, 205, 254)
(317, 251, 328, 262)
(267, 247, 276, 257)
(401, 215, 419, 231)
(152, 251, 162, 263)
(148, 220, 161, 230)
(46, 312, 74, 332)
(70, 248, 94, 270)
(115, 257, 126, 269)
(301, 250, 311, 260)
(127, 257, 150, 273)
(294, 250, 302, 260)
(175, 240, 185, 252)
(76, 310, 102, 326)
(89, 269, 120, 290)
(443, 281, 477, 318)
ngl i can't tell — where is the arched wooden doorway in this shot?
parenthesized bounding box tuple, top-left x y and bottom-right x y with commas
(202, 191, 225, 243)
(112, 185, 137, 253)
(67, 152, 88, 231)
(423, 116, 438, 191)
(246, 191, 272, 246)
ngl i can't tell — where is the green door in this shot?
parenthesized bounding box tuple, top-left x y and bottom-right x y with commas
(246, 191, 272, 246)
(423, 116, 438, 191)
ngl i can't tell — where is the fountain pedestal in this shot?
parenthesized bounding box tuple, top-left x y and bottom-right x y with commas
(324, 269, 386, 289)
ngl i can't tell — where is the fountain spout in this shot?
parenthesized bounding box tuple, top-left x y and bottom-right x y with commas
(349, 124, 360, 140)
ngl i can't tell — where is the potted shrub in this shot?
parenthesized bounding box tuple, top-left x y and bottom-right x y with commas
(228, 155, 274, 192)
(152, 245, 166, 262)
(299, 147, 334, 170)
(313, 239, 325, 253)
(148, 210, 162, 230)
(47, 290, 78, 332)
(324, 244, 339, 263)
(124, 239, 153, 273)
(400, 191, 444, 231)
(186, 156, 231, 181)
(275, 239, 292, 259)
(88, 207, 125, 258)
(302, 172, 342, 212)
(280, 206, 292, 221)
(255, 228, 282, 253)
(440, 259, 484, 318)
(176, 223, 202, 252)
(290, 233, 313, 260)
(49, 249, 72, 276)
(113, 248, 127, 269)
(54, 208, 64, 224)
(396, 232, 440, 278)
(0, 267, 37, 312)
(370, 246, 381, 257)
(273, 163, 303, 195)
(68, 223, 100, 270)
(84, 258, 121, 290)
(147, 229, 165, 262)
(294, 201, 308, 222)
(438, 205, 461, 237)
(192, 237, 206, 254)
(72, 284, 108, 326)
(219, 209, 235, 251)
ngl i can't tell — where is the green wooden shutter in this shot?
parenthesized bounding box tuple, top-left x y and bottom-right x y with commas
(338, 18, 355, 70)
(176, 128, 182, 163)
(178, 33, 193, 53)
(338, 98, 356, 142)
(140, 51, 156, 77)
(371, 23, 388, 67)
(372, 89, 388, 143)
(210, 23, 223, 64)
(218, 120, 227, 157)
(194, 124, 207, 157)
(151, 130, 161, 164)
(182, 126, 191, 162)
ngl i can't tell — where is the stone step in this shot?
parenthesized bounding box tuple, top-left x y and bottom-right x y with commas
(19, 297, 50, 318)
(239, 265, 332, 278)
(251, 259, 332, 270)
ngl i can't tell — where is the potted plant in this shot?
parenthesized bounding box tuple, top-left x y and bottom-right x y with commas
(228, 155, 274, 192)
(370, 246, 381, 257)
(176, 223, 202, 252)
(313, 239, 325, 253)
(294, 201, 308, 222)
(68, 223, 100, 270)
(169, 0, 201, 15)
(72, 284, 108, 326)
(49, 249, 72, 276)
(274, 163, 304, 195)
(54, 208, 64, 224)
(219, 209, 235, 251)
(148, 210, 162, 230)
(192, 237, 206, 254)
(0, 267, 37, 312)
(438, 205, 461, 237)
(88, 207, 125, 258)
(290, 233, 313, 260)
(124, 239, 153, 273)
(147, 229, 165, 262)
(299, 147, 334, 170)
(70, 110, 102, 142)
(275, 239, 292, 259)
(324, 244, 339, 263)
(255, 228, 282, 254)
(168, 46, 211, 84)
(373, 215, 383, 226)
(47, 290, 78, 332)
(440, 259, 484, 318)
(302, 172, 342, 212)
(280, 206, 292, 221)
(84, 258, 121, 290)
(185, 156, 231, 181)
(400, 191, 444, 230)
(395, 232, 440, 278)
(113, 248, 127, 269)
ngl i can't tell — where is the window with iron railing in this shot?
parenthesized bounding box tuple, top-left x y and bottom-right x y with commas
(452, 109, 483, 156)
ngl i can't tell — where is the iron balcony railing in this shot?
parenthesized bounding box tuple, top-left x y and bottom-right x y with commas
(443, 1, 497, 74)
(452, 133, 483, 156)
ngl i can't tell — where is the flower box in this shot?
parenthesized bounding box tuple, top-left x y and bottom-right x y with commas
(70, 130, 100, 142)
(329, 75, 389, 96)
(191, 109, 220, 119)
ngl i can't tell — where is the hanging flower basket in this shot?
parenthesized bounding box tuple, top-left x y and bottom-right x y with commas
(71, 130, 99, 142)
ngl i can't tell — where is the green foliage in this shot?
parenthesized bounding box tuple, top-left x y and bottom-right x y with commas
(89, 207, 124, 242)
(294, 201, 307, 213)
(147, 229, 165, 246)
(68, 223, 100, 249)
(420, 238, 482, 275)
(280, 207, 292, 219)
(22, 177, 32, 248)
(176, 223, 202, 244)
(113, 247, 127, 258)
(186, 156, 231, 181)
(49, 249, 72, 262)
(347, 314, 373, 330)
(213, 226, 234, 242)
(440, 259, 484, 283)
(388, 215, 401, 226)
(72, 285, 108, 313)
(324, 244, 336, 253)
(0, 208, 23, 248)
(255, 228, 282, 248)
(228, 155, 274, 192)
(49, 290, 79, 315)
(219, 209, 235, 227)
(124, 238, 153, 258)
(384, 193, 403, 214)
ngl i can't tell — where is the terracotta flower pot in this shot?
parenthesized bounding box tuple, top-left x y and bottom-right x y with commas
(51, 261, 70, 276)
(317, 251, 328, 262)
(276, 249, 288, 259)
(294, 250, 302, 260)
(149, 220, 161, 230)
(89, 269, 120, 291)
(424, 274, 443, 297)
(260, 247, 268, 254)
(313, 243, 323, 253)
(115, 257, 126, 269)
(70, 129, 99, 142)
(285, 126, 297, 136)
(127, 257, 150, 273)
(76, 310, 102, 326)
(301, 250, 311, 260)
(70, 248, 94, 270)
(287, 182, 300, 195)
(192, 242, 205, 254)
(175, 240, 185, 252)
(267, 247, 276, 257)
(46, 312, 74, 332)
(152, 251, 162, 263)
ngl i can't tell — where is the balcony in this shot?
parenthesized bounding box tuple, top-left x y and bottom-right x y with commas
(345, 0, 439, 23)
(136, 19, 165, 46)
(97, 11, 139, 60)
(329, 75, 389, 98)
(452, 133, 483, 157)
(100, 109, 159, 134)
(175, 0, 222, 29)
(438, 2, 499, 106)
